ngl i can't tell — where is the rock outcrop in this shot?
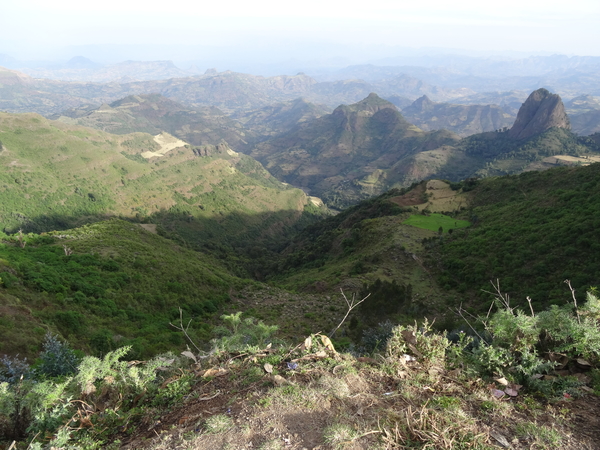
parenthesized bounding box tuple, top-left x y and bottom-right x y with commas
(508, 88, 570, 140)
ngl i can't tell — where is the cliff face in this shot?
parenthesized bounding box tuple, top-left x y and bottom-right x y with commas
(508, 88, 570, 140)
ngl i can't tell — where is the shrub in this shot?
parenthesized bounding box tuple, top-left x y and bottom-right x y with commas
(37, 333, 79, 378)
(211, 312, 280, 353)
(457, 287, 600, 386)
(358, 320, 396, 354)
(386, 319, 450, 368)
(0, 355, 32, 383)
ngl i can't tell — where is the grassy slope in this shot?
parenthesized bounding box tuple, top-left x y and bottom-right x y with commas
(403, 213, 471, 232)
(0, 112, 316, 256)
(267, 184, 472, 333)
(434, 163, 600, 311)
(0, 219, 243, 359)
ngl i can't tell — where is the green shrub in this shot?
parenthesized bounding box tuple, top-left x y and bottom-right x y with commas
(386, 319, 450, 368)
(457, 288, 600, 386)
(211, 312, 280, 353)
(37, 333, 79, 377)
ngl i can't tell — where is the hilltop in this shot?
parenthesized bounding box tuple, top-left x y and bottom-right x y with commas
(241, 90, 600, 209)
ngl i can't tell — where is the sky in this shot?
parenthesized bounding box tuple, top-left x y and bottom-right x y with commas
(1, 0, 600, 66)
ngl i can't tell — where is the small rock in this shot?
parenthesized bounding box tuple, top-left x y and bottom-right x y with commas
(273, 375, 288, 385)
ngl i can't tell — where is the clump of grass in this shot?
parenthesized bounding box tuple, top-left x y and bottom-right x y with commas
(515, 422, 563, 449)
(258, 439, 284, 450)
(380, 405, 494, 450)
(204, 414, 233, 434)
(323, 423, 359, 449)
(431, 395, 462, 410)
(316, 375, 350, 399)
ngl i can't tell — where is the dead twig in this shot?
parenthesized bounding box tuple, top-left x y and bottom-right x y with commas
(564, 279, 581, 324)
(329, 289, 370, 338)
(481, 279, 512, 312)
(454, 304, 486, 343)
(170, 307, 203, 354)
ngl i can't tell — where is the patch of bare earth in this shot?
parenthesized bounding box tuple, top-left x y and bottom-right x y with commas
(389, 182, 426, 207)
(139, 224, 157, 234)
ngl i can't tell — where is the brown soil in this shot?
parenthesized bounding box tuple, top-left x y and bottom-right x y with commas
(389, 182, 426, 207)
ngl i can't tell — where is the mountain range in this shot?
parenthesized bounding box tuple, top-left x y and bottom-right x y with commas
(28, 84, 599, 210)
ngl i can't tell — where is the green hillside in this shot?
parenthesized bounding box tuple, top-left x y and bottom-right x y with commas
(435, 163, 600, 311)
(1, 111, 600, 450)
(0, 219, 238, 359)
(0, 112, 321, 265)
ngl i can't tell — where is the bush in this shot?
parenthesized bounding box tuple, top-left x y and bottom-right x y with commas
(0, 355, 32, 383)
(386, 319, 450, 368)
(456, 287, 600, 387)
(211, 312, 280, 353)
(358, 320, 396, 354)
(37, 333, 79, 378)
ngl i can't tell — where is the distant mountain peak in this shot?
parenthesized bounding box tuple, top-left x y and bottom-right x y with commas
(411, 95, 435, 111)
(338, 93, 397, 115)
(508, 88, 570, 140)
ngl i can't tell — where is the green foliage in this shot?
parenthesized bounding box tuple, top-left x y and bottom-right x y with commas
(437, 164, 600, 309)
(37, 333, 79, 377)
(386, 319, 450, 368)
(455, 288, 600, 389)
(0, 355, 33, 383)
(0, 219, 238, 359)
(358, 279, 412, 325)
(0, 346, 175, 447)
(211, 312, 280, 353)
(279, 189, 410, 272)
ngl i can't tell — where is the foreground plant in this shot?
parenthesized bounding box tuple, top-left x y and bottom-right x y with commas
(0, 346, 176, 448)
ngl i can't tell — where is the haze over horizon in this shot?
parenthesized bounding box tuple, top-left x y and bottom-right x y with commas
(2, 0, 599, 74)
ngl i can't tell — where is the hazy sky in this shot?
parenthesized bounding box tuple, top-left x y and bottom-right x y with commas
(2, 0, 600, 63)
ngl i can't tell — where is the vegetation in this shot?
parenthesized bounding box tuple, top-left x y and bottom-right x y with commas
(0, 219, 237, 359)
(0, 112, 325, 276)
(1, 291, 598, 449)
(403, 213, 471, 233)
(435, 163, 600, 310)
(2, 99, 600, 447)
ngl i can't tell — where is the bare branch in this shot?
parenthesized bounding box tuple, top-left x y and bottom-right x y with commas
(482, 279, 513, 313)
(169, 307, 203, 354)
(526, 296, 535, 317)
(564, 280, 581, 324)
(453, 304, 486, 342)
(329, 288, 370, 338)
